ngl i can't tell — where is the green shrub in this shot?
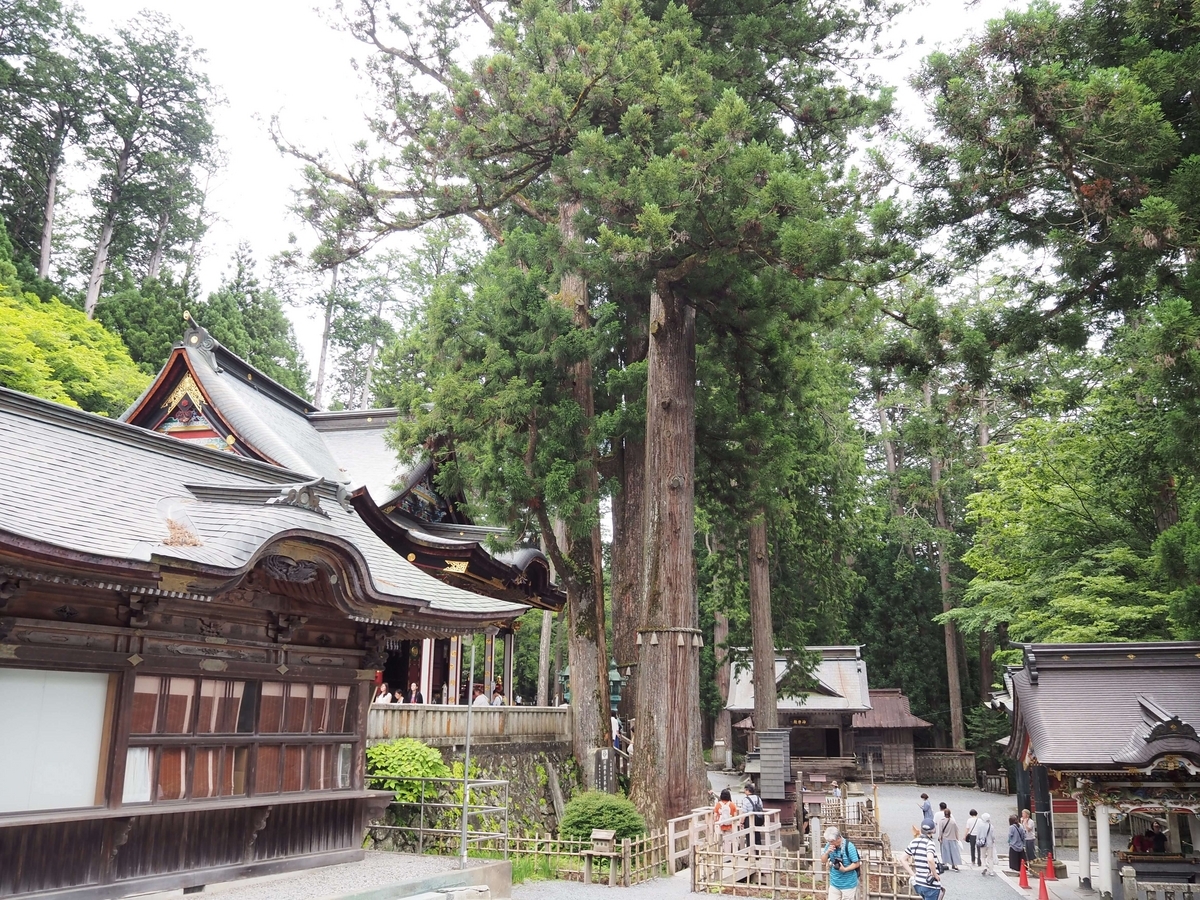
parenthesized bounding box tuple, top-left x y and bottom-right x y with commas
(365, 738, 450, 803)
(559, 791, 646, 842)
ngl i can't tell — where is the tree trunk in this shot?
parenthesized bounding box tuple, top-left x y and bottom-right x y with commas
(313, 263, 338, 408)
(748, 511, 778, 731)
(555, 197, 609, 777)
(145, 208, 170, 282)
(537, 609, 553, 707)
(611, 432, 645, 721)
(876, 386, 900, 516)
(630, 281, 706, 827)
(928, 384, 965, 749)
(359, 294, 385, 409)
(85, 143, 131, 318)
(977, 390, 993, 703)
(38, 156, 59, 280)
(713, 609, 732, 758)
(552, 612, 563, 705)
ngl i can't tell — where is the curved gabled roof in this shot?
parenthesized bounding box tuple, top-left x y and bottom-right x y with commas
(0, 387, 526, 626)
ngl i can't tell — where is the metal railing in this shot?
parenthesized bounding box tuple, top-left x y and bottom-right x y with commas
(367, 704, 572, 747)
(364, 775, 509, 856)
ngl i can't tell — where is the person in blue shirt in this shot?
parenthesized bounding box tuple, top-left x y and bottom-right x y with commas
(822, 826, 862, 900)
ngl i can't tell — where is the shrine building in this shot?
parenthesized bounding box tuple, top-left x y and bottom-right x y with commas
(0, 321, 562, 897)
(1005, 641, 1200, 898)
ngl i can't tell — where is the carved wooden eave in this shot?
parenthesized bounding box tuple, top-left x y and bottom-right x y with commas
(349, 487, 565, 612)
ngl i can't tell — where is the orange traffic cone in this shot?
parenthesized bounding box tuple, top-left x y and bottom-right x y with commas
(1019, 859, 1030, 889)
(1038, 873, 1050, 900)
(1045, 853, 1057, 881)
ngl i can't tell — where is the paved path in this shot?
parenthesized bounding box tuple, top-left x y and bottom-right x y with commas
(511, 867, 694, 898)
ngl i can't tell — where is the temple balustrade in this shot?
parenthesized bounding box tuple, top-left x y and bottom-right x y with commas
(367, 703, 573, 747)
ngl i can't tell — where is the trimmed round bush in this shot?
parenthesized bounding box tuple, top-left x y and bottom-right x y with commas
(559, 791, 646, 842)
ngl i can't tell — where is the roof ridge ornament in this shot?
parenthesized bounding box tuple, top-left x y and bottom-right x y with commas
(1138, 694, 1199, 743)
(266, 476, 328, 517)
(182, 311, 222, 372)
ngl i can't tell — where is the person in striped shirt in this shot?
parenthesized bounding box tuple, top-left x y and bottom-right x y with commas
(903, 822, 944, 900)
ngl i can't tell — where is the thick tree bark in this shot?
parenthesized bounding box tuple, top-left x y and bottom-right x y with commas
(537, 609, 553, 706)
(928, 381, 964, 749)
(38, 156, 59, 280)
(313, 263, 339, 408)
(748, 512, 778, 731)
(85, 143, 131, 318)
(630, 282, 706, 827)
(611, 433, 645, 720)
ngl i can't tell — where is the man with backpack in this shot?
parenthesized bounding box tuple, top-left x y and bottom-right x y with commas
(822, 826, 862, 900)
(740, 783, 766, 850)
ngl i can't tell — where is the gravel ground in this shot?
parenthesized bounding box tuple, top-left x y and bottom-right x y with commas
(134, 851, 480, 900)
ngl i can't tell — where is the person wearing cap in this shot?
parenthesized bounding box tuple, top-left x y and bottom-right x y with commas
(903, 822, 944, 900)
(822, 826, 861, 900)
(977, 813, 997, 876)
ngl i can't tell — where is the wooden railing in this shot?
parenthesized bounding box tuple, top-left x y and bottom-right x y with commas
(914, 749, 977, 785)
(693, 847, 913, 899)
(367, 703, 572, 747)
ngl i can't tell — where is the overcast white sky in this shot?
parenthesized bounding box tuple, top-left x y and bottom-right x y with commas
(75, 0, 1015, 366)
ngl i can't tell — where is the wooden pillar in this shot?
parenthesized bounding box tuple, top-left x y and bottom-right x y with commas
(503, 630, 515, 705)
(448, 636, 461, 704)
(1077, 804, 1092, 890)
(419, 638, 433, 703)
(1166, 811, 1182, 854)
(1095, 804, 1113, 898)
(484, 632, 496, 694)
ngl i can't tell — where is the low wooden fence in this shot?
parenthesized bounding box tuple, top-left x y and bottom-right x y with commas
(693, 846, 914, 898)
(367, 704, 572, 747)
(914, 749, 976, 786)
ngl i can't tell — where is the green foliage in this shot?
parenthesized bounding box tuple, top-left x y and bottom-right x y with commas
(94, 272, 187, 373)
(0, 283, 149, 416)
(364, 738, 450, 803)
(194, 245, 309, 397)
(559, 791, 646, 842)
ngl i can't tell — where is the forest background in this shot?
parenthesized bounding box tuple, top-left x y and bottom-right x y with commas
(2, 0, 1199, 822)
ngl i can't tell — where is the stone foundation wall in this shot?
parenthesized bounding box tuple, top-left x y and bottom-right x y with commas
(442, 743, 582, 836)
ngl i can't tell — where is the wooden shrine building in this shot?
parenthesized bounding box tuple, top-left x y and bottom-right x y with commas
(1005, 642, 1200, 899)
(728, 646, 872, 781)
(0, 323, 561, 897)
(121, 320, 564, 704)
(852, 688, 932, 782)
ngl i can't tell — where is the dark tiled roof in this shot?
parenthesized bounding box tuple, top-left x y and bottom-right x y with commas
(0, 387, 526, 619)
(310, 409, 410, 502)
(1010, 642, 1200, 767)
(853, 689, 932, 729)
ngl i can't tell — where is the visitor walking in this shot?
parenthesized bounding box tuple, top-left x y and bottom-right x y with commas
(965, 809, 980, 866)
(822, 826, 862, 900)
(977, 813, 997, 876)
(937, 808, 962, 871)
(1021, 809, 1036, 861)
(715, 788, 740, 855)
(919, 793, 935, 831)
(903, 823, 944, 900)
(1008, 814, 1026, 871)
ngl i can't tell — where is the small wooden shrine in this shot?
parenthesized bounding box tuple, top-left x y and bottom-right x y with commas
(1005, 642, 1200, 899)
